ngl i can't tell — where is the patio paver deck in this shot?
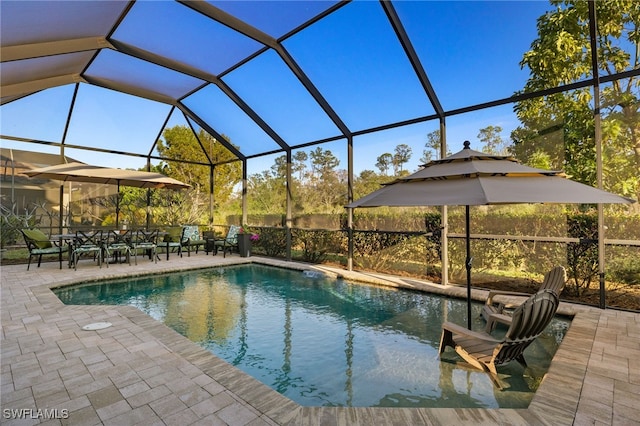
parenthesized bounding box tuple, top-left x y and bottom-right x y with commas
(1, 254, 639, 425)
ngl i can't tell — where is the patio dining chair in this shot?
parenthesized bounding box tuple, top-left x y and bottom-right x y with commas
(481, 266, 566, 332)
(70, 230, 103, 270)
(214, 225, 240, 257)
(131, 229, 158, 264)
(161, 226, 183, 260)
(180, 225, 206, 257)
(103, 230, 133, 266)
(439, 289, 559, 390)
(21, 228, 65, 270)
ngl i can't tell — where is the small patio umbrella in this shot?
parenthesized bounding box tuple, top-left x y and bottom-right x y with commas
(347, 141, 635, 329)
(25, 162, 190, 228)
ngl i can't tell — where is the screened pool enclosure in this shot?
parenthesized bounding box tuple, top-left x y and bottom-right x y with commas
(1, 1, 638, 308)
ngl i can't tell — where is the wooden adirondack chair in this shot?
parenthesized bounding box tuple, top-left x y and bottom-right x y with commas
(481, 266, 566, 332)
(439, 289, 559, 390)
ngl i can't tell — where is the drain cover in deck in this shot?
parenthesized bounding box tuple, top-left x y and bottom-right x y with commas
(82, 322, 112, 331)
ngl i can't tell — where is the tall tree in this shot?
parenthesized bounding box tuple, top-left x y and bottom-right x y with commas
(421, 130, 451, 164)
(392, 144, 412, 175)
(156, 125, 242, 223)
(375, 153, 393, 175)
(271, 155, 288, 179)
(309, 147, 340, 180)
(354, 169, 387, 199)
(512, 0, 639, 199)
(293, 151, 308, 181)
(478, 125, 507, 155)
(302, 147, 345, 213)
(247, 170, 286, 214)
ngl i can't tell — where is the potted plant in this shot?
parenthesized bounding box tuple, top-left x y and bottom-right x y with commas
(237, 227, 259, 257)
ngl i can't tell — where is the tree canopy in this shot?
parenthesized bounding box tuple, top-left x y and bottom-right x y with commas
(157, 126, 241, 199)
(512, 0, 639, 199)
(155, 125, 242, 224)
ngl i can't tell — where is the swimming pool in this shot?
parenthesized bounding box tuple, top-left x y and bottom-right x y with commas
(53, 264, 569, 409)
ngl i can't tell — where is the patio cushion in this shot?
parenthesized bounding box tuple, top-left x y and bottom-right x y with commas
(31, 246, 63, 255)
(182, 225, 200, 243)
(23, 229, 52, 249)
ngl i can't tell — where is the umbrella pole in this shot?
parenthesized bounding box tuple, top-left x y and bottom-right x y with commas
(59, 185, 64, 236)
(115, 181, 120, 229)
(146, 188, 151, 231)
(465, 205, 472, 330)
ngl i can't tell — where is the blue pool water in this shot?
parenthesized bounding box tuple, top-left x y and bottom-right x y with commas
(53, 264, 569, 408)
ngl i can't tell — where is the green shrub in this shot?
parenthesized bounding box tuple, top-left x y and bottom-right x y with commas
(254, 227, 287, 258)
(607, 254, 640, 285)
(424, 212, 442, 260)
(352, 231, 429, 272)
(293, 229, 344, 263)
(1, 215, 22, 248)
(1, 203, 38, 248)
(566, 212, 598, 296)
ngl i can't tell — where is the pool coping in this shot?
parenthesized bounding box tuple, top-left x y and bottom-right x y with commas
(2, 255, 638, 425)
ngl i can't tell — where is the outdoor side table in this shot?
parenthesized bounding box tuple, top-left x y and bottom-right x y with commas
(205, 238, 217, 255)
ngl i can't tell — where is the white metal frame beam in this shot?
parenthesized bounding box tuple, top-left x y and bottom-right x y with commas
(1, 37, 112, 62)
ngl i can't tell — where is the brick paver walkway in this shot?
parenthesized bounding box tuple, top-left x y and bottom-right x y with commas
(1, 255, 638, 425)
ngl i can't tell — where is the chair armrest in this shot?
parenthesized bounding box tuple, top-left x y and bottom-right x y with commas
(441, 321, 500, 343)
(486, 312, 512, 324)
(43, 236, 64, 248)
(485, 289, 531, 305)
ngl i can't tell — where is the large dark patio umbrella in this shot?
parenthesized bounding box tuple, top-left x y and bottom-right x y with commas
(25, 162, 190, 229)
(347, 141, 635, 329)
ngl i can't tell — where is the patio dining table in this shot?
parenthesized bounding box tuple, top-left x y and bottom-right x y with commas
(52, 231, 160, 267)
(53, 230, 178, 266)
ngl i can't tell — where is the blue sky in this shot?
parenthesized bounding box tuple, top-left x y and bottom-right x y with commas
(1, 1, 553, 177)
